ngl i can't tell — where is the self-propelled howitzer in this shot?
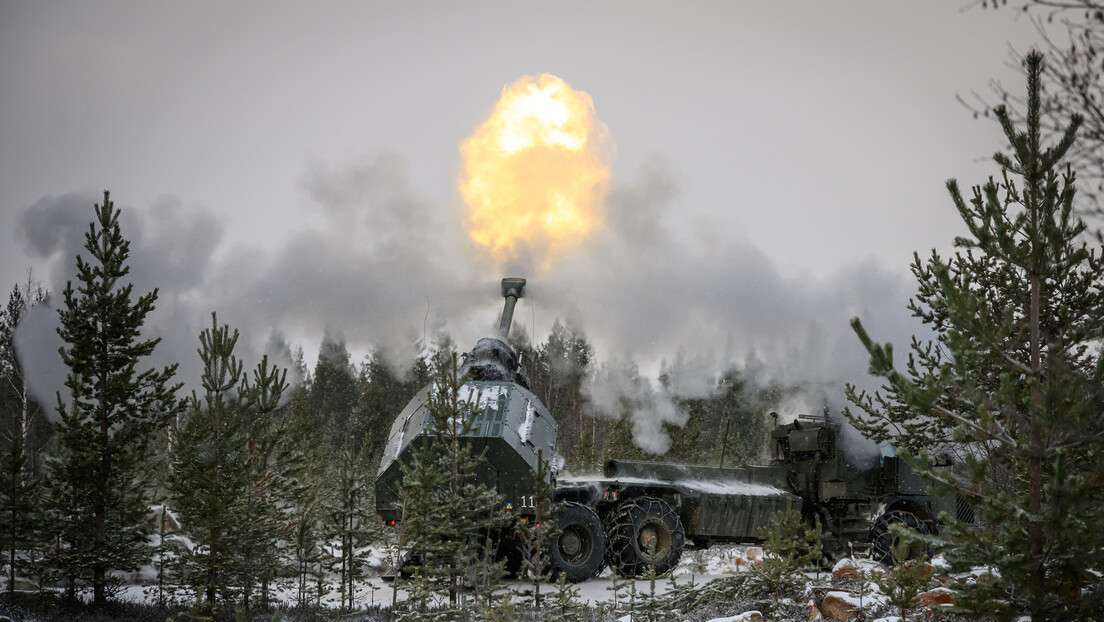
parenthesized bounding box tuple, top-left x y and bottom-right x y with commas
(375, 279, 964, 583)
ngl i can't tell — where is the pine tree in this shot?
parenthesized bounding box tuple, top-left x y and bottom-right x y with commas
(874, 540, 934, 621)
(51, 191, 182, 605)
(353, 350, 423, 468)
(395, 411, 449, 618)
(551, 572, 584, 622)
(847, 52, 1104, 621)
(747, 501, 815, 603)
(278, 389, 326, 609)
(436, 352, 512, 610)
(396, 352, 514, 616)
(309, 333, 358, 447)
(523, 320, 593, 468)
(0, 429, 41, 594)
(0, 278, 49, 595)
(1, 276, 50, 480)
(169, 313, 249, 611)
(518, 448, 558, 608)
(326, 445, 371, 613)
(169, 315, 290, 615)
(235, 354, 288, 612)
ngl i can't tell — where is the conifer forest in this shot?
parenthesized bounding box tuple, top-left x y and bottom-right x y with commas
(3, 3, 1104, 622)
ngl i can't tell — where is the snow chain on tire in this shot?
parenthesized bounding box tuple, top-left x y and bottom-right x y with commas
(869, 509, 931, 564)
(605, 496, 685, 578)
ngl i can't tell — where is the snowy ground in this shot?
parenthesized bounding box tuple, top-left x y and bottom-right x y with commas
(111, 542, 764, 610)
(361, 544, 758, 609)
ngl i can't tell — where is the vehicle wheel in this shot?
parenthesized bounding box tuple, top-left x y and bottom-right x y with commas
(606, 497, 685, 578)
(869, 509, 931, 564)
(549, 502, 606, 582)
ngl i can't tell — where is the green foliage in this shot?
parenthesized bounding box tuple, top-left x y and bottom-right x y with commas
(0, 282, 48, 589)
(632, 540, 664, 622)
(847, 52, 1104, 621)
(235, 353, 289, 612)
(169, 314, 248, 609)
(672, 370, 784, 467)
(875, 540, 935, 621)
(759, 501, 823, 569)
(517, 448, 559, 608)
(396, 351, 514, 616)
(465, 536, 511, 618)
(0, 429, 43, 594)
(551, 571, 584, 622)
(0, 277, 52, 481)
(747, 502, 816, 603)
(279, 390, 326, 609)
(169, 314, 288, 614)
(523, 320, 593, 467)
(308, 334, 358, 449)
(605, 566, 633, 613)
(50, 191, 183, 605)
(352, 350, 425, 466)
(324, 446, 371, 613)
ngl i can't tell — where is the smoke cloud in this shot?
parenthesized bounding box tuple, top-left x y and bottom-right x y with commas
(535, 158, 923, 457)
(11, 152, 921, 464)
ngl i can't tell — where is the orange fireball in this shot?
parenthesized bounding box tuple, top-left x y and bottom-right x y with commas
(460, 74, 613, 270)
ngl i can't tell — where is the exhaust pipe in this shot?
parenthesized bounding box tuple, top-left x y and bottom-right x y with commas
(498, 278, 526, 341)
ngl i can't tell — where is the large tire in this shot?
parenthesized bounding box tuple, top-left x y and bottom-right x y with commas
(606, 497, 685, 578)
(869, 509, 931, 564)
(549, 502, 606, 582)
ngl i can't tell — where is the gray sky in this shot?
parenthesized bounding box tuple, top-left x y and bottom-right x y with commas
(0, 2, 1044, 445)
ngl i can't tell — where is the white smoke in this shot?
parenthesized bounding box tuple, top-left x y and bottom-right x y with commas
(11, 152, 923, 460)
(583, 356, 690, 455)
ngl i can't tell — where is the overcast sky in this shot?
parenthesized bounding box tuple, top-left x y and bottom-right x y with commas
(0, 2, 1045, 439)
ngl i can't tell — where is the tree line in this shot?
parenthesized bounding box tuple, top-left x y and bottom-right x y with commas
(0, 192, 789, 616)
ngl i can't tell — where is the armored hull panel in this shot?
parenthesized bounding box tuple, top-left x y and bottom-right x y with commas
(375, 380, 557, 522)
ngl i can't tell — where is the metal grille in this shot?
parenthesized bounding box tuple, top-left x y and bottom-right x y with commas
(956, 494, 975, 524)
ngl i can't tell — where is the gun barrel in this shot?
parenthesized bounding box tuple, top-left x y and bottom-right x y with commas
(498, 278, 526, 340)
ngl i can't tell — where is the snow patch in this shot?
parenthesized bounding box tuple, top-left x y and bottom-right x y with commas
(458, 382, 507, 409)
(550, 452, 565, 476)
(518, 399, 535, 443)
(563, 474, 788, 497)
(705, 612, 763, 622)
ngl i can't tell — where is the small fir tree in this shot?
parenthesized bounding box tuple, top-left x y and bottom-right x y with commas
(325, 445, 371, 613)
(396, 351, 514, 616)
(551, 571, 584, 622)
(465, 536, 512, 619)
(277, 389, 326, 609)
(0, 281, 49, 590)
(518, 448, 558, 608)
(605, 567, 633, 613)
(632, 539, 664, 622)
(51, 191, 183, 605)
(745, 501, 822, 617)
(874, 539, 935, 621)
(0, 276, 50, 480)
(0, 430, 42, 594)
(232, 354, 288, 613)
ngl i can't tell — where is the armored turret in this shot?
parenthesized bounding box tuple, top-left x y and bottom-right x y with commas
(374, 278, 558, 524)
